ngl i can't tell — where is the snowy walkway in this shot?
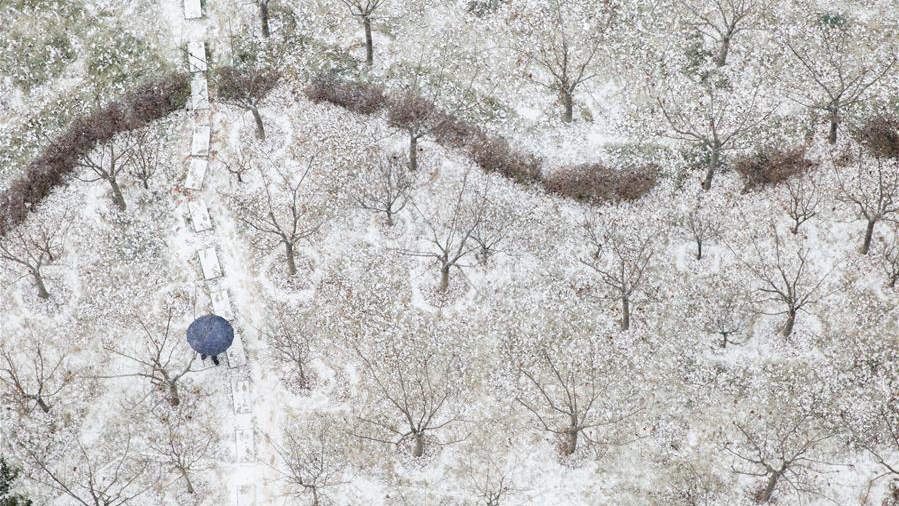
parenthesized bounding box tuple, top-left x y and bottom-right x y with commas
(168, 2, 277, 504)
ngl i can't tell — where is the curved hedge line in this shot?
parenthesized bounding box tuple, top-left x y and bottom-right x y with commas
(305, 75, 658, 203)
(0, 71, 190, 236)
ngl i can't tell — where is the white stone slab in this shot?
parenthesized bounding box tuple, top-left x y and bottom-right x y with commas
(188, 200, 212, 232)
(190, 76, 209, 110)
(183, 0, 202, 19)
(210, 289, 234, 320)
(198, 247, 222, 280)
(227, 335, 247, 368)
(235, 428, 255, 463)
(231, 377, 253, 414)
(184, 158, 208, 190)
(187, 41, 207, 72)
(191, 125, 210, 157)
(236, 484, 256, 506)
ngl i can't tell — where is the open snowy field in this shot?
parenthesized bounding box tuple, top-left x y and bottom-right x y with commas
(1, 0, 897, 505)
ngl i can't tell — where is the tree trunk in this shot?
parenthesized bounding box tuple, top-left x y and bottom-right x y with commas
(285, 242, 297, 276)
(720, 333, 729, 348)
(109, 177, 127, 211)
(561, 90, 573, 123)
(702, 147, 719, 191)
(409, 134, 418, 171)
(259, 1, 270, 38)
(561, 429, 578, 456)
(412, 433, 425, 457)
(861, 219, 876, 255)
(35, 396, 50, 413)
(696, 240, 702, 260)
(715, 37, 730, 67)
(385, 210, 394, 227)
(790, 220, 799, 235)
(621, 295, 630, 331)
(250, 106, 266, 141)
(180, 468, 195, 494)
(781, 310, 796, 337)
(828, 109, 839, 144)
(33, 271, 50, 299)
(168, 382, 181, 407)
(363, 17, 374, 67)
(439, 265, 450, 292)
(760, 470, 782, 503)
(889, 273, 898, 288)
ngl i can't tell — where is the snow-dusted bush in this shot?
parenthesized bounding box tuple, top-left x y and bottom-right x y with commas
(304, 75, 387, 115)
(544, 162, 659, 203)
(858, 115, 899, 159)
(734, 147, 815, 190)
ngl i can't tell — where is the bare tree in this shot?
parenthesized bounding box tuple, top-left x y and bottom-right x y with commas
(724, 413, 837, 503)
(878, 228, 899, 288)
(0, 330, 75, 414)
(124, 124, 169, 190)
(735, 226, 831, 337)
(854, 405, 899, 479)
(19, 429, 160, 506)
(340, 0, 385, 67)
(353, 151, 414, 226)
(353, 333, 468, 458)
(0, 210, 71, 299)
(677, 203, 720, 260)
(655, 462, 729, 506)
(468, 181, 531, 266)
(101, 309, 204, 407)
(263, 302, 316, 392)
(510, 0, 615, 122)
(677, 0, 758, 67)
(75, 137, 136, 211)
(783, 13, 896, 144)
(214, 66, 280, 141)
(221, 145, 252, 184)
(657, 76, 774, 190)
(463, 448, 516, 506)
(386, 93, 437, 172)
(400, 171, 483, 292)
(779, 173, 821, 235)
(257, 0, 273, 37)
(273, 414, 348, 505)
(834, 150, 899, 255)
(507, 330, 641, 457)
(580, 215, 654, 331)
(238, 160, 329, 277)
(697, 271, 753, 348)
(148, 406, 217, 495)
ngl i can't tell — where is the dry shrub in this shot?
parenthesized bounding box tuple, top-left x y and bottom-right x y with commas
(304, 75, 386, 115)
(544, 163, 659, 203)
(465, 133, 542, 184)
(858, 115, 899, 159)
(215, 65, 281, 105)
(386, 93, 436, 131)
(0, 71, 190, 236)
(734, 147, 814, 190)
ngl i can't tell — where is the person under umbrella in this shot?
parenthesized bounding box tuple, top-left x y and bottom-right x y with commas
(186, 314, 235, 366)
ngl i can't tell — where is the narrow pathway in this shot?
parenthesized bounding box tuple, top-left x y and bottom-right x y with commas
(172, 1, 275, 504)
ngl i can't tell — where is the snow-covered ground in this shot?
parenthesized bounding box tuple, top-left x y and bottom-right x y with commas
(1, 1, 898, 505)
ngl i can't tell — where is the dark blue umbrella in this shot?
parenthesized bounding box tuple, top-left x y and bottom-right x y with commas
(186, 314, 234, 365)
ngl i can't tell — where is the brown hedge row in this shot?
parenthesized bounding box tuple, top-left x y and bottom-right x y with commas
(734, 147, 815, 190)
(544, 163, 660, 203)
(0, 71, 190, 236)
(305, 75, 655, 200)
